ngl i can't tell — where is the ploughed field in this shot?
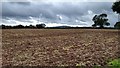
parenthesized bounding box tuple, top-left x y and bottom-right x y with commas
(2, 29, 120, 66)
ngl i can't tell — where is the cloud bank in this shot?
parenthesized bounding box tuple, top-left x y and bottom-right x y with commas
(1, 1, 118, 27)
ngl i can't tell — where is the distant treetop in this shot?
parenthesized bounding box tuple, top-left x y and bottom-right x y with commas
(112, 1, 120, 14)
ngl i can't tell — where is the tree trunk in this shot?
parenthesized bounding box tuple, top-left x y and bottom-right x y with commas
(100, 25, 104, 29)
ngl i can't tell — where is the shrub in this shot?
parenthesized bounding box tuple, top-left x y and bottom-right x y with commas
(114, 22, 120, 29)
(108, 58, 120, 68)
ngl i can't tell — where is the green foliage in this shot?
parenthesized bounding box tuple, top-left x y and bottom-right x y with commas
(114, 22, 120, 29)
(108, 59, 120, 68)
(112, 1, 120, 14)
(36, 24, 46, 28)
(92, 13, 110, 28)
(112, 1, 120, 27)
(76, 58, 120, 68)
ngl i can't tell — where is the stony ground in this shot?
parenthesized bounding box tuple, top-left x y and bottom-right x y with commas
(2, 29, 120, 66)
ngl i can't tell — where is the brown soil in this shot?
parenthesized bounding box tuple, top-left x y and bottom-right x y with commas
(2, 29, 120, 66)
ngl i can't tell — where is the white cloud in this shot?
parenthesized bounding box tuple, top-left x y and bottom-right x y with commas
(45, 23, 86, 27)
(1, 16, 89, 27)
(88, 10, 93, 15)
(1, 16, 44, 26)
(56, 15, 63, 20)
(2, 0, 116, 2)
(1, 2, 118, 27)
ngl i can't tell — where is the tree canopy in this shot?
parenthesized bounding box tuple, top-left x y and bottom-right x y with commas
(36, 24, 46, 28)
(92, 13, 110, 28)
(114, 22, 120, 29)
(112, 1, 120, 14)
(112, 1, 120, 29)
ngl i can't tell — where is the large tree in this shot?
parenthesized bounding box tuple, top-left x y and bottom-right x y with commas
(112, 1, 120, 14)
(36, 24, 46, 28)
(112, 1, 120, 28)
(92, 13, 110, 28)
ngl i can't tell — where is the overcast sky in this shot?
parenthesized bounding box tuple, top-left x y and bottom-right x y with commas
(1, 0, 118, 27)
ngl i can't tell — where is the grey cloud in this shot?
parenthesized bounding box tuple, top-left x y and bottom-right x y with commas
(9, 2, 31, 5)
(1, 2, 118, 27)
(2, 18, 16, 24)
(2, 2, 57, 19)
(2, 2, 113, 17)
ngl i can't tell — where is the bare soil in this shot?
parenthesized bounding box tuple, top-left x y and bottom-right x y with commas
(2, 29, 120, 66)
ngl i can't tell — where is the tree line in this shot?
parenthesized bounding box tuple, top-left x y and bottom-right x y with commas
(0, 24, 46, 29)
